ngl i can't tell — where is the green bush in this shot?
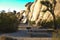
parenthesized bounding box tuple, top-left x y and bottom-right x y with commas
(0, 12, 19, 33)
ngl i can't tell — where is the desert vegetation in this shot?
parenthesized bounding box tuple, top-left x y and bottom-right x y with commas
(0, 10, 19, 33)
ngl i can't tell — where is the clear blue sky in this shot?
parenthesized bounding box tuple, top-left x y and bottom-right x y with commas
(0, 0, 34, 12)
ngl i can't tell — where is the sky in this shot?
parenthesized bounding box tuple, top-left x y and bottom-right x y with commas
(0, 0, 34, 12)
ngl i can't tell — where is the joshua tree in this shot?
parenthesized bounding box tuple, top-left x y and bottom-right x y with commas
(41, 0, 57, 30)
(13, 10, 16, 14)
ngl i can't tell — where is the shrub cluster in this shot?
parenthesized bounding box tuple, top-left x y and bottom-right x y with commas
(0, 12, 19, 33)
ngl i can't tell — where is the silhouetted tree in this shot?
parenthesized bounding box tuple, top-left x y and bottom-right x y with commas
(41, 0, 57, 30)
(13, 10, 16, 14)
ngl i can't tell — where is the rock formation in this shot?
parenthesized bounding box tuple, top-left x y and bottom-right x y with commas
(25, 2, 33, 17)
(35, 4, 48, 25)
(19, 0, 60, 26)
(31, 0, 42, 21)
(28, 1, 36, 20)
(55, 0, 60, 17)
(19, 10, 25, 20)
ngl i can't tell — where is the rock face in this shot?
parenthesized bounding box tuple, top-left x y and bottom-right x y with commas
(29, 0, 53, 25)
(31, 0, 42, 21)
(28, 1, 36, 20)
(25, 2, 33, 17)
(19, 10, 25, 20)
(35, 4, 48, 25)
(19, 0, 60, 25)
(55, 0, 60, 17)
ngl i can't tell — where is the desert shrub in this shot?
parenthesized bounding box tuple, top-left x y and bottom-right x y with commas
(0, 12, 19, 33)
(40, 20, 53, 28)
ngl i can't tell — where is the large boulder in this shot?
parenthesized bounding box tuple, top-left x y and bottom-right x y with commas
(30, 0, 57, 23)
(28, 1, 36, 20)
(31, 0, 42, 21)
(20, 0, 60, 26)
(35, 4, 48, 25)
(25, 2, 33, 17)
(54, 0, 60, 17)
(19, 10, 25, 20)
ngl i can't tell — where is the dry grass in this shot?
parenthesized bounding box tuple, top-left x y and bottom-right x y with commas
(0, 36, 6, 40)
(0, 36, 17, 40)
(52, 30, 60, 40)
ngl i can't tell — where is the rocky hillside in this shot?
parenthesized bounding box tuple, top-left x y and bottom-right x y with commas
(18, 0, 60, 26)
